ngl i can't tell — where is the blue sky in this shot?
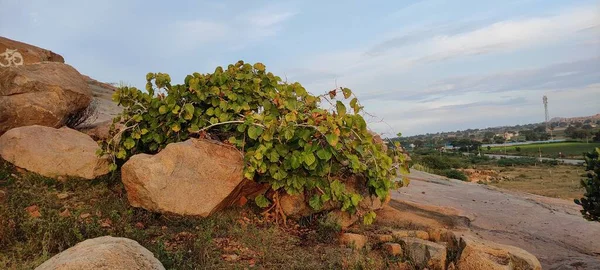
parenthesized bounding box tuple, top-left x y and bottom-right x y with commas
(1, 0, 599, 136)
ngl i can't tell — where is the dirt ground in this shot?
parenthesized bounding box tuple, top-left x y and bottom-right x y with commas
(396, 170, 600, 270)
(481, 164, 586, 200)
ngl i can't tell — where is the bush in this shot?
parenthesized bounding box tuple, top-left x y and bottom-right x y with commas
(100, 61, 408, 223)
(575, 148, 600, 221)
(496, 157, 538, 167)
(442, 169, 468, 181)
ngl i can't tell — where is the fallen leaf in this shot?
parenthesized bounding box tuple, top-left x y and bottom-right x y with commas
(135, 222, 145, 230)
(80, 213, 91, 219)
(25, 205, 41, 218)
(221, 254, 240, 262)
(100, 218, 112, 228)
(57, 193, 69, 199)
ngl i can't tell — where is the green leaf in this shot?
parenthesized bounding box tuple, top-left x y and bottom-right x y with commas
(309, 195, 323, 210)
(183, 103, 195, 120)
(248, 126, 264, 140)
(132, 114, 143, 122)
(336, 101, 346, 116)
(303, 152, 316, 166)
(326, 134, 339, 147)
(172, 105, 181, 114)
(123, 138, 136, 150)
(108, 163, 118, 172)
(255, 194, 270, 208)
(171, 123, 181, 132)
(159, 105, 168, 115)
(316, 148, 332, 161)
(363, 211, 376, 225)
(253, 63, 266, 71)
(342, 88, 352, 99)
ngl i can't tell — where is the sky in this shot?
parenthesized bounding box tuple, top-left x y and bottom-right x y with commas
(1, 0, 599, 137)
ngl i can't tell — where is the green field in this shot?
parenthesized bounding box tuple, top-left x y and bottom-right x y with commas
(484, 142, 600, 159)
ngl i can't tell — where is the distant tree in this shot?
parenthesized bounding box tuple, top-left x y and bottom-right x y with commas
(582, 124, 593, 130)
(551, 122, 559, 129)
(594, 131, 600, 143)
(487, 146, 491, 151)
(574, 122, 583, 128)
(484, 131, 495, 139)
(584, 119, 592, 124)
(413, 139, 424, 148)
(515, 146, 521, 152)
(539, 132, 551, 141)
(575, 148, 600, 222)
(521, 130, 539, 141)
(533, 125, 547, 133)
(565, 126, 577, 137)
(559, 122, 568, 128)
(493, 135, 505, 144)
(482, 138, 491, 144)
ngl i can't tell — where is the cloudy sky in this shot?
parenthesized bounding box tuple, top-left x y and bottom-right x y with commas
(1, 0, 599, 136)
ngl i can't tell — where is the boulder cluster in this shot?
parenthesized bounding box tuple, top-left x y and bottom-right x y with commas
(0, 37, 542, 269)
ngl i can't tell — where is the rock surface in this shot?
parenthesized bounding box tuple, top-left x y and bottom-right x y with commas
(0, 62, 92, 134)
(78, 120, 122, 141)
(457, 235, 541, 270)
(121, 139, 245, 216)
(398, 237, 447, 270)
(0, 36, 64, 67)
(35, 236, 164, 270)
(395, 170, 600, 269)
(0, 125, 109, 179)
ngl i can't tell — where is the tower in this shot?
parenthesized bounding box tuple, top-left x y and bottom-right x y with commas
(543, 96, 553, 139)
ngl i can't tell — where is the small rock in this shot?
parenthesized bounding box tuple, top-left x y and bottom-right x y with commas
(135, 222, 145, 230)
(100, 218, 112, 228)
(221, 254, 240, 262)
(391, 262, 413, 270)
(25, 205, 41, 218)
(59, 209, 71, 217)
(457, 235, 541, 270)
(375, 234, 394, 243)
(57, 193, 69, 199)
(339, 233, 368, 250)
(383, 243, 403, 256)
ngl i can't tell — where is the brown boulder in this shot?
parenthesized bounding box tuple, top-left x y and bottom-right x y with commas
(383, 243, 403, 256)
(0, 36, 64, 67)
(0, 125, 110, 179)
(35, 236, 164, 270)
(121, 139, 245, 217)
(457, 235, 541, 270)
(280, 193, 312, 218)
(0, 62, 92, 134)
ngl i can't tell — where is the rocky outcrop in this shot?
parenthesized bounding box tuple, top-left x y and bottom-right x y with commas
(35, 236, 164, 270)
(0, 36, 64, 67)
(78, 120, 122, 141)
(0, 62, 92, 134)
(457, 235, 541, 270)
(399, 237, 447, 270)
(0, 125, 109, 179)
(121, 139, 245, 217)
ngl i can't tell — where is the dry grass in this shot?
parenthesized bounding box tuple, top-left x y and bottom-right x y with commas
(480, 164, 586, 200)
(0, 159, 399, 270)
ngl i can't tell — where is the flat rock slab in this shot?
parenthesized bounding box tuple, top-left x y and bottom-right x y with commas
(35, 236, 164, 270)
(395, 170, 600, 269)
(0, 125, 109, 179)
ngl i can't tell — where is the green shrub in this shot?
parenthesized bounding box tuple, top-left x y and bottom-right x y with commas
(100, 61, 408, 223)
(496, 157, 538, 167)
(442, 169, 468, 181)
(575, 148, 600, 221)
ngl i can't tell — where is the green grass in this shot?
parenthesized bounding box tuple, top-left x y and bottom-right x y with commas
(0, 159, 397, 270)
(484, 142, 600, 159)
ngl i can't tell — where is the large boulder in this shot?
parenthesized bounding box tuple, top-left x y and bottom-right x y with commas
(0, 62, 92, 134)
(121, 139, 245, 217)
(0, 125, 109, 179)
(35, 236, 164, 270)
(0, 36, 64, 67)
(457, 235, 541, 270)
